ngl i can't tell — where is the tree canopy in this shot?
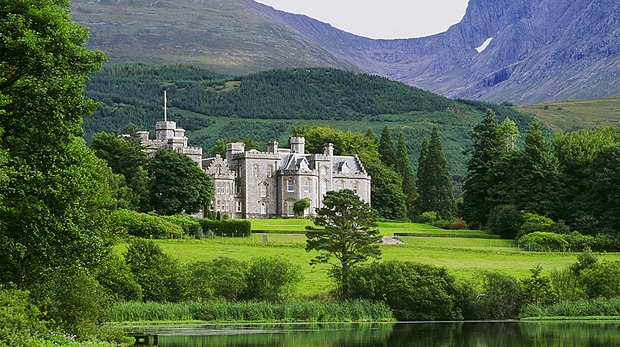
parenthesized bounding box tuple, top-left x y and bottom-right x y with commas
(306, 189, 382, 298)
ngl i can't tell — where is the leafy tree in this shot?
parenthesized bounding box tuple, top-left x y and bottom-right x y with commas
(306, 189, 382, 298)
(293, 198, 311, 217)
(244, 256, 302, 303)
(348, 260, 465, 321)
(460, 110, 504, 227)
(486, 205, 523, 239)
(498, 117, 520, 151)
(184, 257, 247, 302)
(378, 125, 397, 168)
(149, 149, 214, 215)
(396, 131, 418, 221)
(90, 132, 150, 211)
(125, 239, 184, 302)
(469, 271, 523, 320)
(516, 121, 562, 219)
(416, 127, 456, 219)
(0, 0, 110, 291)
(520, 265, 555, 306)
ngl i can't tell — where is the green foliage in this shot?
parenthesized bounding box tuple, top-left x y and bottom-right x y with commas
(111, 209, 184, 239)
(522, 297, 620, 318)
(149, 149, 214, 215)
(90, 132, 150, 211)
(306, 189, 382, 298)
(159, 214, 203, 238)
(378, 126, 397, 168)
(520, 265, 556, 306)
(125, 239, 185, 302)
(293, 199, 311, 217)
(348, 260, 466, 321)
(518, 232, 569, 252)
(468, 271, 523, 320)
(461, 110, 504, 227)
(519, 212, 555, 236)
(396, 131, 418, 221)
(100, 299, 394, 323)
(486, 205, 523, 239)
(244, 256, 303, 303)
(0, 287, 46, 347)
(95, 253, 143, 302)
(198, 219, 252, 237)
(579, 261, 620, 299)
(184, 257, 247, 302)
(416, 127, 456, 219)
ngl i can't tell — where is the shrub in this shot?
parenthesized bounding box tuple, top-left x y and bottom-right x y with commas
(520, 265, 556, 306)
(0, 287, 46, 347)
(159, 214, 203, 238)
(486, 205, 523, 239)
(519, 213, 554, 237)
(293, 199, 311, 217)
(592, 234, 620, 252)
(348, 260, 465, 321)
(198, 219, 251, 237)
(111, 209, 183, 239)
(125, 239, 184, 302)
(518, 231, 569, 251)
(95, 253, 143, 302)
(244, 256, 303, 303)
(467, 271, 523, 320)
(183, 257, 248, 302)
(579, 261, 620, 299)
(565, 231, 594, 252)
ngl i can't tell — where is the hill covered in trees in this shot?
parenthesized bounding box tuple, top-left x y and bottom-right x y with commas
(83, 63, 535, 196)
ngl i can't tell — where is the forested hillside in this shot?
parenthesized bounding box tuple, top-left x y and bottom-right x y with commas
(83, 63, 534, 195)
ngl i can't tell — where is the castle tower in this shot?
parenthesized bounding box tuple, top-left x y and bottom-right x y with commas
(290, 137, 305, 154)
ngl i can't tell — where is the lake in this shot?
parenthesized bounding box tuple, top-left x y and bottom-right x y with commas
(124, 321, 620, 346)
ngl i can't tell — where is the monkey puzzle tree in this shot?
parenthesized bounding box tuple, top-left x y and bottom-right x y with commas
(305, 189, 382, 298)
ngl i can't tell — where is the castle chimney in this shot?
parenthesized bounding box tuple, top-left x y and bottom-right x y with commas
(324, 143, 334, 156)
(267, 141, 278, 154)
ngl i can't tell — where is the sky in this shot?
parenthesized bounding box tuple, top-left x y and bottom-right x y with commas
(254, 0, 470, 39)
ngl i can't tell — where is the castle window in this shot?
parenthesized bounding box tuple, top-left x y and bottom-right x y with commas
(236, 201, 242, 213)
(268, 164, 273, 177)
(336, 181, 344, 191)
(352, 182, 359, 194)
(320, 166, 327, 175)
(225, 201, 229, 211)
(260, 183, 267, 198)
(287, 200, 295, 216)
(303, 179, 310, 192)
(321, 180, 327, 194)
(253, 164, 259, 177)
(287, 179, 294, 192)
(216, 182, 221, 194)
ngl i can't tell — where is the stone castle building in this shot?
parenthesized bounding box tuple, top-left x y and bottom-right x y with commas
(140, 120, 371, 219)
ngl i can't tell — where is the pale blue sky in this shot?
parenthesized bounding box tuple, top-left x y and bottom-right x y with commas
(255, 0, 470, 39)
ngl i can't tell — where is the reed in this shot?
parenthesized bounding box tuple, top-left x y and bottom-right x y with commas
(100, 300, 394, 323)
(522, 297, 620, 318)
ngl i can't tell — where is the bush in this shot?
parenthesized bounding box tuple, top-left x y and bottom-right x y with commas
(159, 214, 203, 238)
(198, 219, 251, 237)
(592, 234, 620, 252)
(579, 261, 620, 299)
(417, 211, 438, 224)
(565, 231, 594, 252)
(467, 271, 523, 320)
(184, 257, 248, 302)
(124, 239, 184, 302)
(518, 231, 569, 251)
(486, 205, 523, 239)
(348, 260, 465, 321)
(519, 213, 554, 237)
(111, 209, 183, 239)
(95, 253, 143, 302)
(0, 287, 46, 347)
(244, 256, 302, 303)
(520, 265, 556, 306)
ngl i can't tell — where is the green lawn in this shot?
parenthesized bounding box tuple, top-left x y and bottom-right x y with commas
(116, 238, 620, 297)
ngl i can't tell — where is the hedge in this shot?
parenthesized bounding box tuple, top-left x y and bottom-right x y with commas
(198, 219, 252, 237)
(111, 209, 184, 239)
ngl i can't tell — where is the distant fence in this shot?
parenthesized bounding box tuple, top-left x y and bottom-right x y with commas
(394, 232, 500, 239)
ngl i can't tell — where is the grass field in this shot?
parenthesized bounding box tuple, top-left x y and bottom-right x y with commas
(116, 236, 620, 297)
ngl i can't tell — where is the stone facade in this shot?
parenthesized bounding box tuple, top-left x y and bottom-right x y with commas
(139, 120, 371, 219)
(202, 137, 371, 219)
(138, 121, 203, 167)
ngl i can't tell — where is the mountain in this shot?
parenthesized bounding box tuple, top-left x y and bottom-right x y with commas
(69, 0, 359, 75)
(70, 0, 620, 105)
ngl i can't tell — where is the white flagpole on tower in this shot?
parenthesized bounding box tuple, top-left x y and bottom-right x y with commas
(164, 90, 167, 122)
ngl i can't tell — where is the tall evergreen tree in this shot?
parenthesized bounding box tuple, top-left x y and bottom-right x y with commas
(396, 131, 418, 220)
(460, 110, 504, 228)
(417, 127, 456, 219)
(516, 121, 562, 219)
(379, 125, 396, 168)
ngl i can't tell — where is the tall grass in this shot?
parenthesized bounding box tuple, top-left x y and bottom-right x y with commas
(522, 297, 620, 318)
(101, 300, 394, 323)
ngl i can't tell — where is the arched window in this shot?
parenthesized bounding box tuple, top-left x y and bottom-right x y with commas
(336, 180, 344, 191)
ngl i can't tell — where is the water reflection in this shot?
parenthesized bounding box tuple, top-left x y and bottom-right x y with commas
(125, 321, 620, 347)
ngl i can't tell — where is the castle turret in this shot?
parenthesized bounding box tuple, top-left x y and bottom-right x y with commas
(156, 121, 176, 141)
(226, 142, 245, 159)
(290, 137, 305, 154)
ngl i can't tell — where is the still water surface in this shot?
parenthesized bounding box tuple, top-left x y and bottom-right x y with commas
(127, 321, 620, 347)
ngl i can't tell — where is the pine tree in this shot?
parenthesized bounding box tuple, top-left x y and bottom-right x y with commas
(460, 110, 504, 228)
(396, 131, 418, 221)
(498, 117, 520, 152)
(516, 121, 562, 219)
(417, 127, 456, 219)
(379, 125, 396, 168)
